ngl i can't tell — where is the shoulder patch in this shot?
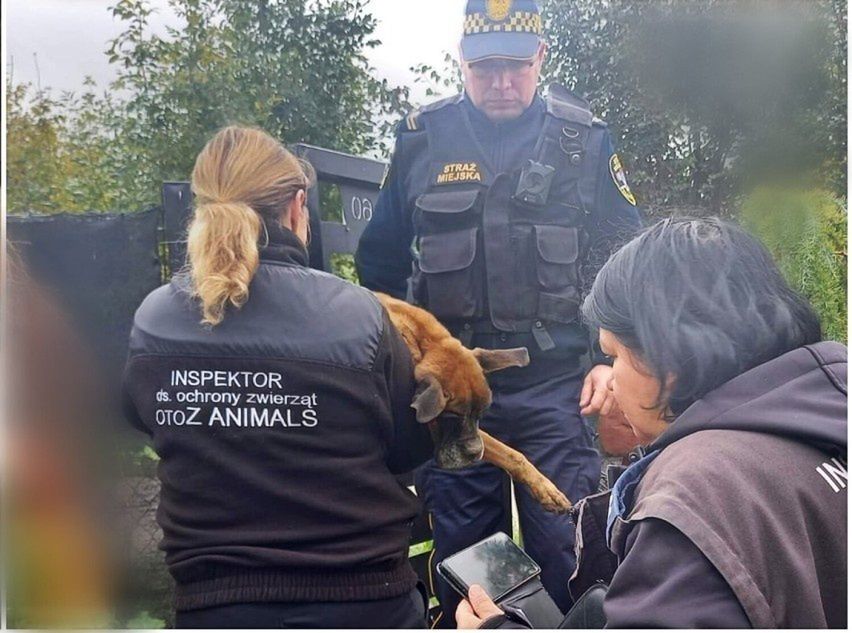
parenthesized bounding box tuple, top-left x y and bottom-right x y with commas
(609, 154, 637, 206)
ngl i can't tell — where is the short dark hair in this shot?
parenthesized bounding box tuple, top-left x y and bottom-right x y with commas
(581, 217, 822, 415)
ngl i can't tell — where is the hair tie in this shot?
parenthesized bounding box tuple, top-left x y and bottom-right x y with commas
(259, 218, 270, 249)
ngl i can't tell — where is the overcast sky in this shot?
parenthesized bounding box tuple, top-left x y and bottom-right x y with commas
(6, 0, 466, 103)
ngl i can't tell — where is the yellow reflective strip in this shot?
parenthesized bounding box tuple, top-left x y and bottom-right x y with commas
(408, 539, 434, 558)
(510, 480, 522, 546)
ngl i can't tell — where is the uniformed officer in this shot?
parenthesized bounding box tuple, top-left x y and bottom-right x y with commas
(355, 0, 642, 626)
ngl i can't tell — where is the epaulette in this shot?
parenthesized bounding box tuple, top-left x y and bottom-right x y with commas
(403, 110, 423, 132)
(402, 93, 464, 132)
(545, 82, 593, 128)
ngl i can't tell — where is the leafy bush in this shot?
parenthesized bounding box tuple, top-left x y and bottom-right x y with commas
(330, 252, 359, 285)
(124, 610, 166, 629)
(6, 0, 411, 214)
(742, 188, 847, 342)
(542, 0, 846, 216)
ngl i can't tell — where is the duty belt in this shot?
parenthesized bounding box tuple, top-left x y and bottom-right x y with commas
(450, 319, 556, 351)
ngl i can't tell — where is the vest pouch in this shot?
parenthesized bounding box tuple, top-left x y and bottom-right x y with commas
(417, 227, 481, 319)
(534, 225, 582, 323)
(535, 225, 579, 288)
(414, 189, 481, 234)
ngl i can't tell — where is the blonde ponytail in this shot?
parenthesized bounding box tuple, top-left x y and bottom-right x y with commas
(186, 125, 313, 326)
(187, 201, 261, 326)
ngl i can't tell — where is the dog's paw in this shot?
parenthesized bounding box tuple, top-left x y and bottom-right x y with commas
(529, 478, 573, 515)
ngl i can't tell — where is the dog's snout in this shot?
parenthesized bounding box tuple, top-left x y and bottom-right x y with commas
(435, 433, 484, 470)
(462, 436, 484, 460)
(431, 411, 484, 470)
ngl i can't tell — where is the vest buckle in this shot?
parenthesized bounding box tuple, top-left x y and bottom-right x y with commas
(532, 320, 556, 351)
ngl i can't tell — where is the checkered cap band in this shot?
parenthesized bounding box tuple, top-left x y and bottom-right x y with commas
(464, 11, 542, 35)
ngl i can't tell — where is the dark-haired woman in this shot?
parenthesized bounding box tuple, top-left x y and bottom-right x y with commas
(457, 217, 846, 629)
(122, 126, 433, 628)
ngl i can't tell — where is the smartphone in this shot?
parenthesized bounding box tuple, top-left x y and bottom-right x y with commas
(436, 532, 541, 602)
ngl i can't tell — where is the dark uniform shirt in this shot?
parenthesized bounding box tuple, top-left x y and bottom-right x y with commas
(357, 92, 641, 381)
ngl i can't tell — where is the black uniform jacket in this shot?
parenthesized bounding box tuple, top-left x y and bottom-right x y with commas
(122, 224, 433, 611)
(356, 92, 642, 376)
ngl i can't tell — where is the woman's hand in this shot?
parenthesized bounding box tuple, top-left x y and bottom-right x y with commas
(598, 407, 637, 457)
(580, 364, 616, 416)
(456, 584, 505, 629)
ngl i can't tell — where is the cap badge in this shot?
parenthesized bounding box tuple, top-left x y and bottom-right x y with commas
(486, 0, 512, 21)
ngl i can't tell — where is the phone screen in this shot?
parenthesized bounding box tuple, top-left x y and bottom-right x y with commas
(440, 532, 540, 601)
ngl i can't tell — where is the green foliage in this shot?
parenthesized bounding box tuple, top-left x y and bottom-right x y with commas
(742, 188, 847, 343)
(6, 82, 65, 214)
(330, 252, 359, 285)
(6, 0, 411, 214)
(124, 610, 166, 629)
(6, 78, 130, 213)
(316, 182, 360, 284)
(318, 182, 344, 222)
(539, 0, 847, 216)
(410, 52, 463, 99)
(106, 0, 408, 199)
(137, 445, 161, 464)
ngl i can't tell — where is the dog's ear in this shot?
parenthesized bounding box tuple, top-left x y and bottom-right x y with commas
(472, 347, 530, 374)
(411, 374, 448, 423)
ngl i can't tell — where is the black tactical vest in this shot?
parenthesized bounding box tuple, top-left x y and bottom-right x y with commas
(410, 84, 604, 350)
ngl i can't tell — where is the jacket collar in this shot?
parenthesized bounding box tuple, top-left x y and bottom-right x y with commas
(606, 449, 661, 547)
(259, 221, 309, 268)
(462, 91, 545, 134)
(649, 342, 848, 456)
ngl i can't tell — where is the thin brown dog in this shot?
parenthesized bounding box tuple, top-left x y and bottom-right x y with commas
(375, 293, 572, 514)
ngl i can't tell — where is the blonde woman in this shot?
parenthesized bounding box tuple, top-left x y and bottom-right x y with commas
(122, 126, 432, 628)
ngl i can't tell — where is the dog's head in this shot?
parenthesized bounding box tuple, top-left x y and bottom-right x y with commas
(412, 343, 529, 469)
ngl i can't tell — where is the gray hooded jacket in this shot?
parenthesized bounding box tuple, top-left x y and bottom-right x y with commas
(602, 341, 847, 628)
